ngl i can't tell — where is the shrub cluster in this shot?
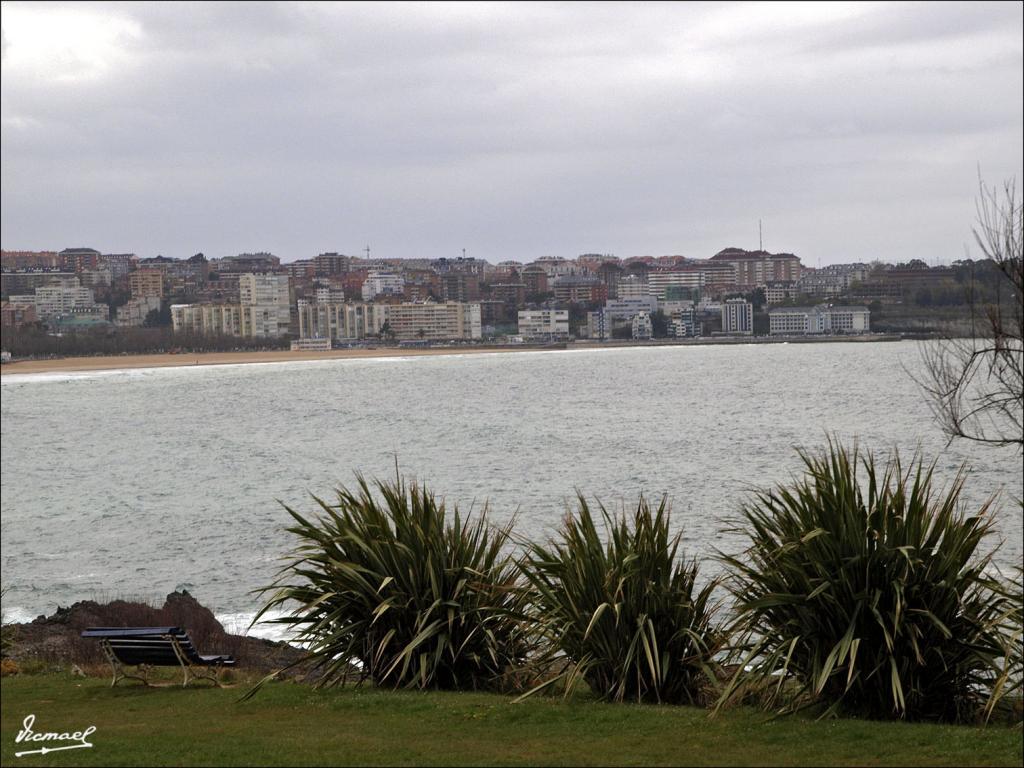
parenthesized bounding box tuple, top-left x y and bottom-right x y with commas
(252, 443, 1022, 723)
(720, 442, 1016, 721)
(251, 476, 533, 691)
(521, 495, 721, 704)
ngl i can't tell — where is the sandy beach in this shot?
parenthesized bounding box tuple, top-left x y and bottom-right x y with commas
(0, 345, 534, 376)
(0, 335, 903, 376)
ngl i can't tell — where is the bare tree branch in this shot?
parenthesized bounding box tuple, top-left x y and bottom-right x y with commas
(912, 176, 1023, 452)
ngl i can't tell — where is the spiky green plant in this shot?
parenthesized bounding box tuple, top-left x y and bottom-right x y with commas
(247, 475, 532, 695)
(986, 564, 1023, 723)
(719, 440, 1013, 721)
(519, 494, 722, 704)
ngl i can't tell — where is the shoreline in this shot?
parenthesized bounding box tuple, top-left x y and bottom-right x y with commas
(0, 345, 536, 376)
(0, 334, 904, 376)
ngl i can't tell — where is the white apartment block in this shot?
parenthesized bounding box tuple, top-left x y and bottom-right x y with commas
(647, 270, 704, 301)
(669, 308, 700, 338)
(238, 272, 290, 306)
(617, 274, 648, 299)
(115, 295, 162, 327)
(79, 268, 112, 290)
(241, 304, 289, 338)
(171, 304, 243, 336)
(518, 309, 569, 339)
(659, 299, 695, 316)
(238, 272, 291, 337)
(768, 304, 870, 335)
(9, 285, 100, 320)
(631, 312, 653, 339)
(297, 300, 389, 340)
(387, 302, 482, 341)
(762, 281, 798, 305)
(826, 306, 871, 333)
(586, 310, 611, 340)
(314, 286, 347, 304)
(361, 272, 405, 301)
(603, 296, 657, 320)
(721, 298, 754, 335)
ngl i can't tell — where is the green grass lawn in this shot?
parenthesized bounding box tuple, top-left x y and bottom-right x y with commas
(1, 674, 1021, 767)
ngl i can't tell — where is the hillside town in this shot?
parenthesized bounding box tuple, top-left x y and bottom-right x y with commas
(0, 245, 998, 354)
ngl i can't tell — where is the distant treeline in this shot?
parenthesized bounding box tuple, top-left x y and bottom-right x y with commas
(0, 327, 290, 358)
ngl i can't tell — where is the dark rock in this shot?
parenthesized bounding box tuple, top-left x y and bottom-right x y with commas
(8, 592, 308, 676)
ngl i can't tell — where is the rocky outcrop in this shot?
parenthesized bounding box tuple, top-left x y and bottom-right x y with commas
(6, 591, 307, 676)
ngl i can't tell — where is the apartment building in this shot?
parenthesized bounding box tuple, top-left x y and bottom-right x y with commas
(130, 269, 164, 299)
(8, 285, 101, 321)
(1, 271, 77, 295)
(439, 272, 481, 303)
(169, 272, 290, 338)
(314, 252, 351, 276)
(99, 253, 137, 279)
(762, 281, 799, 305)
(529, 256, 581, 279)
(768, 304, 870, 335)
(59, 247, 101, 273)
(824, 305, 871, 333)
(296, 300, 389, 340)
(521, 266, 549, 295)
(1, 250, 60, 269)
(586, 309, 611, 340)
(552, 276, 606, 303)
(490, 283, 527, 306)
(238, 272, 291, 337)
(1, 301, 38, 329)
(696, 261, 739, 291)
(361, 272, 405, 301)
(387, 302, 482, 341)
(647, 269, 704, 300)
(171, 303, 243, 336)
(721, 298, 754, 335)
(213, 253, 281, 273)
(518, 309, 569, 340)
(79, 268, 112, 290)
(617, 274, 648, 299)
(631, 312, 653, 339)
(710, 248, 802, 288)
(603, 296, 657, 321)
(669, 307, 700, 338)
(115, 295, 162, 327)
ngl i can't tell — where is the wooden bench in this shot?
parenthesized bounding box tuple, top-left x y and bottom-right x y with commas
(81, 627, 235, 687)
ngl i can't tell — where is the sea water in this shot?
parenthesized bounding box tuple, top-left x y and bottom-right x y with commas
(2, 342, 1021, 639)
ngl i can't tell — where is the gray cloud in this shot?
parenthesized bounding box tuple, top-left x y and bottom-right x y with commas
(2, 0, 1021, 263)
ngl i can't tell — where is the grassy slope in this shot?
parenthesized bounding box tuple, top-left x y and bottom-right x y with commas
(1, 675, 1021, 767)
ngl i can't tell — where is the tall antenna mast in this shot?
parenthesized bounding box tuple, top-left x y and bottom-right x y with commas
(462, 248, 466, 259)
(365, 244, 371, 260)
(759, 219, 763, 252)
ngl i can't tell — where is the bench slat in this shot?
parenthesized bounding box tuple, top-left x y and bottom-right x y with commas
(81, 627, 181, 638)
(82, 626, 234, 667)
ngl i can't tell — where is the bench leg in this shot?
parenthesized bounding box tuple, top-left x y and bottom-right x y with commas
(187, 665, 221, 687)
(100, 641, 149, 687)
(167, 636, 222, 687)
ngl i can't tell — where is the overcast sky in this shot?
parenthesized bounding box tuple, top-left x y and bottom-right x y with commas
(1, 1, 1021, 265)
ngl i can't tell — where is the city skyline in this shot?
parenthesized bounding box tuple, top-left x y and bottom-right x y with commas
(0, 242, 990, 267)
(2, 2, 1022, 265)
